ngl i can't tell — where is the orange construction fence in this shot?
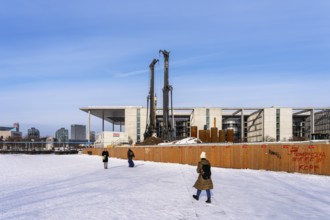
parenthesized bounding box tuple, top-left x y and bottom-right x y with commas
(83, 143, 330, 176)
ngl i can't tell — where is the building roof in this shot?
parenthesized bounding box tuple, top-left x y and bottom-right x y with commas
(0, 126, 15, 131)
(80, 106, 330, 123)
(80, 106, 131, 125)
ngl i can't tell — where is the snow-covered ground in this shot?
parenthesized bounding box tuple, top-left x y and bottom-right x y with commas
(1, 154, 329, 220)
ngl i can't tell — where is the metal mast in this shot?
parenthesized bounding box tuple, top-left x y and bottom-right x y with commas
(159, 50, 173, 142)
(144, 58, 159, 139)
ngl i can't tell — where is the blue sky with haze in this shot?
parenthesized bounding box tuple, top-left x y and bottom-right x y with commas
(1, 1, 330, 136)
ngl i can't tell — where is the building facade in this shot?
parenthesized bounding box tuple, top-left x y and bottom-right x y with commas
(28, 127, 40, 139)
(71, 124, 86, 140)
(55, 128, 69, 142)
(0, 126, 22, 141)
(80, 106, 330, 144)
(247, 108, 293, 142)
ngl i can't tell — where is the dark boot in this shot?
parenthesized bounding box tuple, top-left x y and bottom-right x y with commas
(192, 195, 199, 201)
(206, 198, 211, 203)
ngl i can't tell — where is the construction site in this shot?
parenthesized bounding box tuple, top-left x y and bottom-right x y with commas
(80, 50, 330, 176)
(80, 49, 330, 146)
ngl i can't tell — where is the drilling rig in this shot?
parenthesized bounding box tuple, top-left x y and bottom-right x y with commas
(159, 50, 174, 142)
(144, 58, 159, 139)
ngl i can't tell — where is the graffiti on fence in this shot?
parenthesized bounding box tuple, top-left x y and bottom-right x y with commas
(290, 146, 299, 153)
(268, 149, 281, 159)
(291, 147, 326, 171)
(292, 152, 326, 163)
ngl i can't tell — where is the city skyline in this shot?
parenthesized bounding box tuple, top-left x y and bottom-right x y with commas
(2, 124, 91, 139)
(1, 1, 329, 136)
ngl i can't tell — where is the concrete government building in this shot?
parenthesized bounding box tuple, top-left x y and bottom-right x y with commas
(80, 106, 330, 144)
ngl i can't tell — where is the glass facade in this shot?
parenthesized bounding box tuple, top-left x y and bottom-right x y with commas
(55, 128, 69, 142)
(28, 127, 40, 139)
(71, 124, 86, 140)
(314, 110, 330, 136)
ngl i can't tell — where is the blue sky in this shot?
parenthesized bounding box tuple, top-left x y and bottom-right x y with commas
(1, 0, 330, 137)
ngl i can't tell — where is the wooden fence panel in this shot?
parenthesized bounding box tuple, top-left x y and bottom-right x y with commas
(321, 144, 330, 175)
(163, 147, 171, 163)
(269, 145, 281, 172)
(144, 147, 153, 162)
(279, 145, 290, 172)
(172, 147, 182, 164)
(312, 144, 328, 175)
(288, 145, 298, 173)
(209, 146, 219, 167)
(223, 146, 233, 168)
(133, 147, 145, 161)
(181, 146, 189, 165)
(181, 147, 188, 165)
(241, 145, 249, 169)
(295, 145, 308, 174)
(84, 143, 330, 176)
(216, 146, 222, 167)
(248, 145, 258, 170)
(152, 147, 160, 162)
(259, 144, 268, 170)
(120, 147, 127, 159)
(232, 145, 241, 169)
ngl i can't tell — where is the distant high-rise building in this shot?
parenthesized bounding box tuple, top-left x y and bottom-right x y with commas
(13, 123, 19, 132)
(28, 127, 40, 139)
(71, 124, 86, 140)
(90, 131, 96, 141)
(55, 128, 69, 142)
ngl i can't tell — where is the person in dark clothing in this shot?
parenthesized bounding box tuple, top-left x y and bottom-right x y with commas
(127, 148, 135, 167)
(101, 148, 109, 169)
(193, 151, 213, 203)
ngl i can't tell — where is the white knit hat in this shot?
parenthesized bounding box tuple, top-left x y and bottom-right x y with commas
(200, 152, 206, 159)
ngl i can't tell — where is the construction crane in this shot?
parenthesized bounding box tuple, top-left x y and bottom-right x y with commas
(144, 58, 159, 139)
(159, 50, 174, 142)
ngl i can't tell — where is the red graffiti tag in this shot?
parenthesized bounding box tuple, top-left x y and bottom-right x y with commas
(290, 146, 299, 153)
(292, 152, 326, 163)
(299, 164, 319, 171)
(292, 151, 326, 171)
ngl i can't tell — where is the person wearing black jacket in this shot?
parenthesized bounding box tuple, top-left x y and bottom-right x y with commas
(101, 148, 109, 169)
(127, 148, 135, 167)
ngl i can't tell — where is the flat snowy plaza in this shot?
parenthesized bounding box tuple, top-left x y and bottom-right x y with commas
(1, 154, 329, 220)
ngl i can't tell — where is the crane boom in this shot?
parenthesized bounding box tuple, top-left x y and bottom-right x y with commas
(144, 58, 159, 139)
(159, 50, 174, 142)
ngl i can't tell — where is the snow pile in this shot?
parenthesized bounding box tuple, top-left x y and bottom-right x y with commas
(158, 137, 202, 145)
(1, 154, 329, 220)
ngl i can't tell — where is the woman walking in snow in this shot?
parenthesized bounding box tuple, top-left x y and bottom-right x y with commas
(102, 148, 109, 169)
(127, 148, 135, 167)
(193, 151, 213, 203)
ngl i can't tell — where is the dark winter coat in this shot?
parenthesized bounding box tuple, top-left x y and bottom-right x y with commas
(127, 149, 135, 160)
(193, 159, 214, 190)
(102, 150, 109, 162)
